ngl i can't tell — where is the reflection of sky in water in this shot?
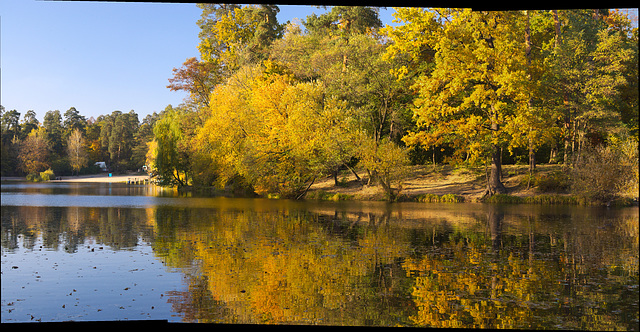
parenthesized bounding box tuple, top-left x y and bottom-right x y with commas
(1, 192, 173, 208)
(1, 234, 184, 322)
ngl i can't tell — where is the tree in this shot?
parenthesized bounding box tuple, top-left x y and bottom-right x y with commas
(540, 9, 635, 165)
(396, 9, 528, 196)
(67, 128, 88, 176)
(20, 110, 40, 141)
(152, 105, 191, 186)
(304, 6, 382, 37)
(17, 127, 49, 176)
(99, 110, 139, 172)
(63, 107, 87, 141)
(1, 108, 21, 144)
(1, 107, 22, 176)
(43, 110, 64, 156)
(271, 20, 411, 192)
(85, 116, 107, 166)
(197, 4, 283, 76)
(168, 57, 221, 108)
(131, 112, 159, 172)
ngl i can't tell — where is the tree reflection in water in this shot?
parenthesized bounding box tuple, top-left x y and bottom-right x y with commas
(2, 202, 638, 328)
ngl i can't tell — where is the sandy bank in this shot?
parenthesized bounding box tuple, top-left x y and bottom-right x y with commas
(2, 174, 150, 184)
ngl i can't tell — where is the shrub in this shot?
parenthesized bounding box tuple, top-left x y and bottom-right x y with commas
(416, 193, 464, 203)
(40, 169, 55, 181)
(305, 190, 352, 201)
(26, 172, 42, 182)
(522, 195, 578, 205)
(571, 139, 639, 203)
(440, 194, 465, 203)
(534, 171, 570, 193)
(417, 193, 440, 203)
(486, 194, 524, 204)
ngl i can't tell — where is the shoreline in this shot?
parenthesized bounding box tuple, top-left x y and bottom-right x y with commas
(2, 165, 637, 206)
(1, 173, 150, 184)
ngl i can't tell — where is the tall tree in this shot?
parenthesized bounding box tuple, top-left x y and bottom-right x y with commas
(168, 57, 221, 108)
(63, 107, 87, 141)
(397, 9, 528, 196)
(152, 106, 191, 186)
(1, 108, 21, 144)
(43, 110, 64, 156)
(67, 128, 87, 176)
(99, 110, 139, 172)
(197, 4, 283, 76)
(20, 110, 40, 140)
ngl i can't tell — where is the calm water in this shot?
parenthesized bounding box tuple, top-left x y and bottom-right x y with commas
(1, 182, 638, 328)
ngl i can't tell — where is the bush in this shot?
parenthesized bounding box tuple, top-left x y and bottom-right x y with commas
(534, 171, 570, 193)
(26, 172, 42, 182)
(26, 168, 55, 182)
(305, 190, 353, 201)
(486, 194, 524, 204)
(40, 169, 55, 181)
(485, 194, 580, 205)
(416, 193, 465, 203)
(571, 139, 639, 203)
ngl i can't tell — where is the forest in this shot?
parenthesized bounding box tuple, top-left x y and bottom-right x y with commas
(1, 6, 638, 202)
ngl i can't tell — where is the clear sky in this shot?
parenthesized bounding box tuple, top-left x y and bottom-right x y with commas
(1, 1, 399, 122)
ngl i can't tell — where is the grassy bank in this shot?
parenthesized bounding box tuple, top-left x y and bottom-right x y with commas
(304, 164, 639, 206)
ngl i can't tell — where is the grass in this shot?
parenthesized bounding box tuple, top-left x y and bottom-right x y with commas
(485, 194, 580, 205)
(305, 190, 354, 201)
(415, 193, 466, 203)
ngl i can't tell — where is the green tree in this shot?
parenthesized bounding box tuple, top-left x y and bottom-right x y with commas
(152, 105, 191, 186)
(99, 110, 139, 172)
(20, 110, 40, 141)
(271, 19, 411, 193)
(43, 110, 64, 157)
(1, 108, 21, 144)
(62, 107, 87, 141)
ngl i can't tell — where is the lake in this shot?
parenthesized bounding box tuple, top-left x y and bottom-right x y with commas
(1, 182, 638, 328)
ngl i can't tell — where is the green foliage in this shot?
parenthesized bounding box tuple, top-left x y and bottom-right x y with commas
(25, 168, 55, 182)
(485, 194, 579, 205)
(39, 168, 55, 181)
(416, 193, 465, 203)
(152, 106, 192, 187)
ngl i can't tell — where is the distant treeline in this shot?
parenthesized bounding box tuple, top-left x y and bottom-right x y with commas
(2, 7, 638, 201)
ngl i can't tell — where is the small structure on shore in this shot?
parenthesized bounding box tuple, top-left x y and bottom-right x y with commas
(94, 162, 108, 172)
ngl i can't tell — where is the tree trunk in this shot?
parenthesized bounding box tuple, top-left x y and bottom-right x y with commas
(487, 145, 507, 195)
(344, 163, 361, 182)
(525, 11, 536, 174)
(485, 112, 507, 197)
(529, 143, 536, 173)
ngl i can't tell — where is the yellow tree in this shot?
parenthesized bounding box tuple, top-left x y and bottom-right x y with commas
(66, 128, 88, 176)
(392, 9, 528, 196)
(17, 127, 49, 176)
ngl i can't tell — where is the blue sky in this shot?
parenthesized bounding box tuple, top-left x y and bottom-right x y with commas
(1, 1, 399, 122)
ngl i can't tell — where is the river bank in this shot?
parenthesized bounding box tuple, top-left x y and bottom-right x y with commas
(2, 164, 637, 206)
(306, 164, 638, 206)
(1, 173, 148, 184)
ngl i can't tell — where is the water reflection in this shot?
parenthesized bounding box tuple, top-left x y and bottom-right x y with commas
(1, 187, 638, 328)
